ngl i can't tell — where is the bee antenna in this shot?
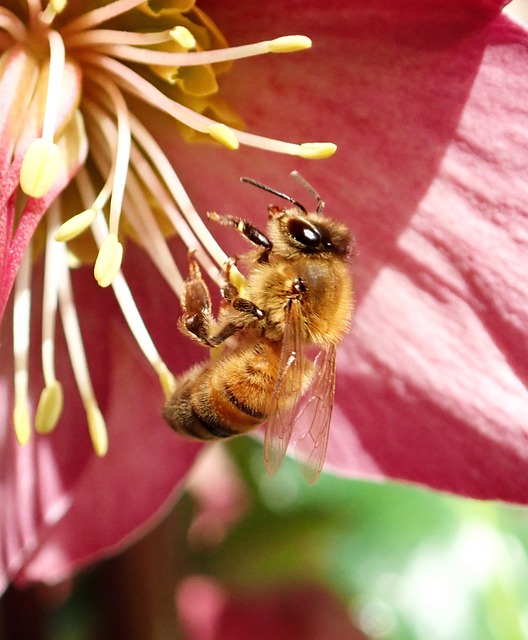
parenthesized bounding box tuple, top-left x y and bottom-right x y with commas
(290, 170, 325, 214)
(240, 176, 308, 214)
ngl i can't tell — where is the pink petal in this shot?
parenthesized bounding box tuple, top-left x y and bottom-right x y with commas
(0, 59, 86, 320)
(163, 0, 528, 501)
(3, 0, 527, 594)
(1, 259, 202, 590)
(177, 576, 366, 640)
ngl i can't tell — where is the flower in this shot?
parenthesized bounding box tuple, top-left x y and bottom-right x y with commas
(192, 0, 528, 502)
(0, 0, 335, 594)
(1, 0, 528, 596)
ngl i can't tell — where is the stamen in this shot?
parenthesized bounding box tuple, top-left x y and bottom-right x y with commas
(100, 107, 203, 296)
(86, 35, 312, 67)
(268, 35, 312, 52)
(65, 27, 187, 48)
(75, 165, 177, 397)
(36, 203, 63, 434)
(82, 53, 224, 134)
(40, 0, 67, 25)
(88, 121, 185, 296)
(226, 263, 247, 297)
(76, 82, 129, 288)
(83, 99, 185, 294)
(0, 48, 40, 169)
(94, 233, 123, 288)
(208, 123, 239, 150)
(128, 114, 222, 281)
(35, 381, 63, 434)
(91, 214, 177, 399)
(87, 404, 108, 458)
(42, 30, 65, 143)
(128, 113, 228, 281)
(0, 8, 28, 42)
(83, 55, 337, 158)
(57, 240, 108, 456)
(103, 83, 131, 238)
(54, 208, 97, 242)
(54, 107, 118, 243)
(19, 138, 60, 197)
(12, 244, 32, 446)
(13, 400, 31, 447)
(26, 0, 42, 29)
(19, 29, 65, 197)
(232, 132, 337, 159)
(170, 26, 196, 50)
(299, 142, 338, 159)
(61, 0, 146, 34)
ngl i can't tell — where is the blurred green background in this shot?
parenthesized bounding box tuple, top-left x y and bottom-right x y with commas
(3, 437, 528, 640)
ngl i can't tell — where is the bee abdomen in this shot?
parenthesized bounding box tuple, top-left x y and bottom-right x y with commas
(164, 352, 275, 441)
(223, 383, 266, 420)
(163, 375, 239, 441)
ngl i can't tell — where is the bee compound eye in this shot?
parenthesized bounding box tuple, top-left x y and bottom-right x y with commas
(287, 218, 321, 248)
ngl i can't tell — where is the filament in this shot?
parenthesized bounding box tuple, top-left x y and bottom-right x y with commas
(12, 243, 32, 445)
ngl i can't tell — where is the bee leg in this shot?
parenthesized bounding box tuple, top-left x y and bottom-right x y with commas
(223, 258, 265, 321)
(232, 298, 265, 320)
(179, 252, 213, 345)
(208, 211, 273, 262)
(208, 316, 253, 346)
(181, 254, 263, 348)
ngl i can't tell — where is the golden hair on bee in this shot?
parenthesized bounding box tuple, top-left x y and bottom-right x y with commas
(164, 171, 354, 483)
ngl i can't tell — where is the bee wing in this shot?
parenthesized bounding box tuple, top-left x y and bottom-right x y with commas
(264, 299, 309, 476)
(293, 344, 337, 485)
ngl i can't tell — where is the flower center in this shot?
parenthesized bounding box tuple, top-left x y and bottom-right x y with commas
(0, 0, 337, 455)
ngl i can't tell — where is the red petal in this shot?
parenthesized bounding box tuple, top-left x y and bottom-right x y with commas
(165, 0, 528, 501)
(1, 261, 202, 589)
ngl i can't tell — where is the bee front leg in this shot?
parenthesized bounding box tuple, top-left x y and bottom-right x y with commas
(208, 211, 273, 262)
(180, 254, 263, 348)
(179, 252, 214, 345)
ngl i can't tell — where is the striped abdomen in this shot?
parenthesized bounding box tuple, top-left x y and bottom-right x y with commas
(164, 342, 280, 440)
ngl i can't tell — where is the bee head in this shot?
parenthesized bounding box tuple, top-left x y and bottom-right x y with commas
(268, 206, 351, 260)
(240, 173, 352, 260)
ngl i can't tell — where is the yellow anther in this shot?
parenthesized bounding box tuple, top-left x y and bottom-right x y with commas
(226, 262, 247, 297)
(94, 233, 123, 288)
(66, 249, 82, 269)
(35, 381, 64, 434)
(268, 35, 312, 53)
(14, 401, 31, 445)
(40, 0, 67, 23)
(299, 142, 337, 159)
(20, 139, 61, 198)
(55, 209, 97, 242)
(157, 362, 177, 399)
(87, 403, 108, 457)
(208, 123, 239, 150)
(49, 0, 67, 12)
(170, 26, 196, 50)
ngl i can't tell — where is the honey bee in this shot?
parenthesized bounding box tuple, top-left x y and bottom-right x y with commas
(164, 172, 354, 482)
